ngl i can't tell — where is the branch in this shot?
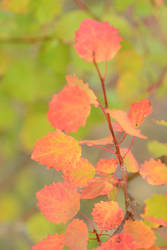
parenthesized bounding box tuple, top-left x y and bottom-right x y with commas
(0, 35, 54, 44)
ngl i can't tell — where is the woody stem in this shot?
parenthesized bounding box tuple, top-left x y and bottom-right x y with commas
(93, 57, 130, 213)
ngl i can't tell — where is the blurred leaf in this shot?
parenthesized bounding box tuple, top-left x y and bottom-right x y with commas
(20, 110, 53, 151)
(39, 40, 70, 73)
(29, 0, 63, 24)
(113, 0, 135, 11)
(0, 95, 16, 131)
(2, 60, 38, 103)
(116, 72, 145, 104)
(2, 0, 30, 13)
(55, 10, 91, 43)
(26, 213, 66, 242)
(0, 193, 21, 222)
(148, 140, 167, 158)
(134, 0, 154, 18)
(115, 49, 143, 75)
(102, 10, 131, 36)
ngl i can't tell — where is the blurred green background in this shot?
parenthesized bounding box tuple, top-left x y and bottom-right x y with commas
(0, 0, 167, 249)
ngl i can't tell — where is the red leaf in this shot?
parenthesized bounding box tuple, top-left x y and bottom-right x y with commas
(123, 220, 156, 249)
(128, 99, 153, 127)
(65, 219, 88, 250)
(74, 19, 122, 62)
(32, 233, 64, 250)
(140, 158, 167, 185)
(36, 182, 80, 223)
(31, 130, 81, 173)
(96, 158, 117, 176)
(97, 233, 136, 250)
(107, 109, 146, 138)
(47, 74, 98, 133)
(91, 201, 124, 230)
(81, 176, 117, 199)
(63, 158, 95, 188)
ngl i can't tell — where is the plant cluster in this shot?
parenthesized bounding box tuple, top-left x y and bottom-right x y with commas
(31, 19, 167, 250)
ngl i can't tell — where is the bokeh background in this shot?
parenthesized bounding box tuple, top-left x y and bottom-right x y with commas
(0, 0, 167, 249)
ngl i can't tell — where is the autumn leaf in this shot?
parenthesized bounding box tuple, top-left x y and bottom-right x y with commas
(142, 194, 167, 226)
(96, 158, 117, 176)
(121, 148, 139, 173)
(32, 233, 64, 250)
(79, 134, 113, 146)
(64, 219, 88, 250)
(74, 19, 122, 62)
(140, 158, 167, 185)
(107, 109, 146, 139)
(128, 99, 153, 127)
(63, 158, 95, 188)
(123, 220, 156, 249)
(81, 176, 117, 199)
(36, 182, 80, 224)
(96, 233, 136, 250)
(47, 74, 98, 133)
(91, 201, 124, 230)
(31, 130, 81, 173)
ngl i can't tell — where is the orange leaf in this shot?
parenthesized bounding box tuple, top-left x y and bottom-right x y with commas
(32, 233, 64, 250)
(31, 130, 81, 173)
(107, 109, 146, 139)
(65, 219, 88, 250)
(36, 182, 80, 223)
(96, 158, 117, 176)
(97, 233, 136, 250)
(140, 158, 167, 185)
(81, 176, 117, 199)
(123, 220, 156, 249)
(63, 158, 95, 188)
(128, 99, 153, 127)
(80, 134, 113, 146)
(137, 246, 160, 250)
(121, 148, 139, 173)
(91, 201, 124, 230)
(47, 75, 97, 133)
(74, 19, 122, 62)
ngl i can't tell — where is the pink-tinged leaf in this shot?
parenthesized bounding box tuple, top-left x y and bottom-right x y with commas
(66, 74, 98, 106)
(142, 194, 167, 227)
(74, 19, 122, 62)
(91, 201, 124, 230)
(123, 220, 156, 249)
(121, 148, 139, 173)
(32, 233, 64, 250)
(65, 219, 88, 250)
(112, 122, 124, 132)
(140, 159, 167, 185)
(47, 75, 98, 133)
(31, 130, 81, 173)
(80, 134, 113, 146)
(36, 182, 80, 224)
(81, 176, 117, 199)
(128, 99, 153, 127)
(97, 233, 136, 250)
(63, 158, 95, 188)
(96, 158, 117, 176)
(107, 109, 146, 139)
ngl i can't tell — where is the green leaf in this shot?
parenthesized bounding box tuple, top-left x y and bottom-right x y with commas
(148, 140, 167, 158)
(20, 109, 53, 151)
(55, 10, 91, 43)
(29, 0, 63, 24)
(39, 40, 70, 73)
(143, 194, 167, 226)
(26, 213, 66, 242)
